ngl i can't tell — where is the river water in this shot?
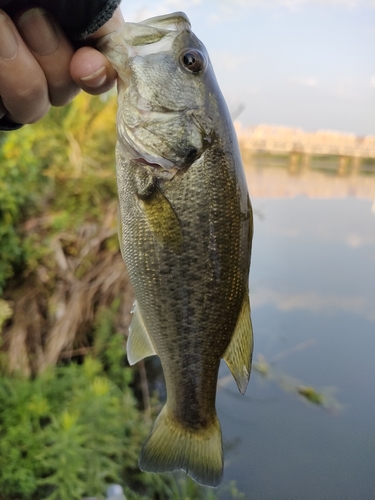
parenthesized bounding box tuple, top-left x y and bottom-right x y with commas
(217, 157, 375, 499)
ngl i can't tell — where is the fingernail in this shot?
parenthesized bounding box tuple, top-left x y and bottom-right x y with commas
(0, 13, 18, 60)
(17, 8, 58, 55)
(80, 66, 107, 88)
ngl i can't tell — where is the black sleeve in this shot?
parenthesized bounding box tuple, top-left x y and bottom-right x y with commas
(0, 0, 121, 40)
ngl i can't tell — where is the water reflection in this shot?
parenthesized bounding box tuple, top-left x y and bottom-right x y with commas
(243, 154, 375, 202)
(218, 156, 375, 500)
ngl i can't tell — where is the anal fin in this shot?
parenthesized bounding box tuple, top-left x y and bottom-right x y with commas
(127, 302, 157, 365)
(223, 293, 253, 395)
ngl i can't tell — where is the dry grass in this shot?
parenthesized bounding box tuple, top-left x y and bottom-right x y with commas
(1, 202, 134, 375)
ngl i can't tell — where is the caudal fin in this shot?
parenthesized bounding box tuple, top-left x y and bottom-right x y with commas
(139, 405, 223, 487)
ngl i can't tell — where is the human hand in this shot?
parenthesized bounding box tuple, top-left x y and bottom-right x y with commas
(0, 7, 124, 127)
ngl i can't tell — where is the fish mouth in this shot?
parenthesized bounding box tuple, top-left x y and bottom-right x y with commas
(118, 139, 179, 179)
(133, 156, 179, 179)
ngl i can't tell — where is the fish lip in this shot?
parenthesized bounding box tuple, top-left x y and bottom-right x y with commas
(134, 157, 164, 169)
(133, 157, 179, 179)
(118, 131, 175, 168)
(118, 140, 179, 179)
(133, 156, 178, 179)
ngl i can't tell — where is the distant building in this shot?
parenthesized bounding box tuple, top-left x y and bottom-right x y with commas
(235, 123, 375, 159)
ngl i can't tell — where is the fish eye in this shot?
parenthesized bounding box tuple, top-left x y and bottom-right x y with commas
(180, 49, 206, 73)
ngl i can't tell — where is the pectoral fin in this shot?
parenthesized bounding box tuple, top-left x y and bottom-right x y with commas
(223, 293, 253, 395)
(127, 302, 157, 365)
(137, 187, 183, 254)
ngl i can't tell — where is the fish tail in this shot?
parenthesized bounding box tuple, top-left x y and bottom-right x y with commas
(139, 404, 223, 487)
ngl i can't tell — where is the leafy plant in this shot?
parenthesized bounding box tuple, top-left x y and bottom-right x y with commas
(0, 314, 143, 500)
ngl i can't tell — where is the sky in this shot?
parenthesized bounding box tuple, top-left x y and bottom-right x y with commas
(120, 0, 375, 136)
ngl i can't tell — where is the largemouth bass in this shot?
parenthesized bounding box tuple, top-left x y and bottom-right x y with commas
(99, 12, 253, 487)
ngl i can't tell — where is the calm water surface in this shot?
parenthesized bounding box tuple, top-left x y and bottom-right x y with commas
(218, 158, 375, 499)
